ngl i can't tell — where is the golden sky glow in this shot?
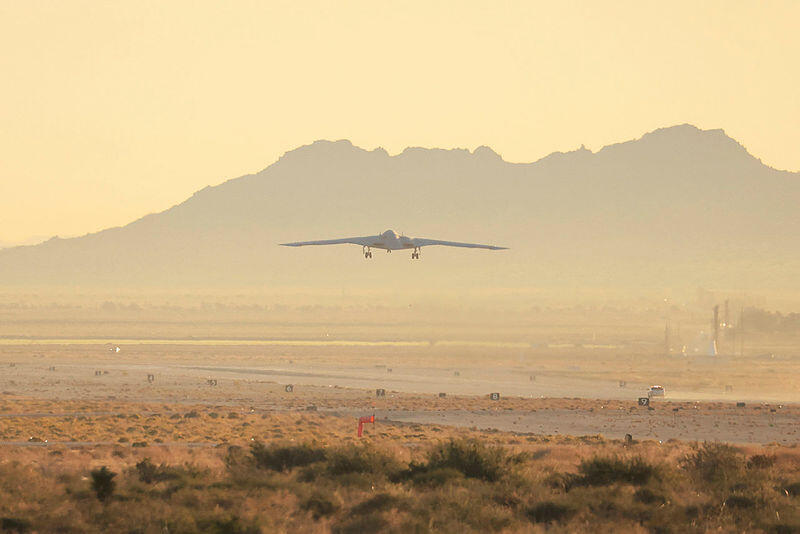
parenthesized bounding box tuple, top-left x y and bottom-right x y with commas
(1, 1, 798, 243)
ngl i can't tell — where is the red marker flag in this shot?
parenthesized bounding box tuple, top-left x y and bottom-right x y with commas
(357, 414, 375, 437)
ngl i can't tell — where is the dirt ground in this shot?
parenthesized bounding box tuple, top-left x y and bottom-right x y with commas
(1, 342, 798, 446)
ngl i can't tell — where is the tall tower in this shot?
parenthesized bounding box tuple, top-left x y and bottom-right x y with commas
(724, 300, 730, 327)
(712, 305, 720, 356)
(739, 305, 745, 357)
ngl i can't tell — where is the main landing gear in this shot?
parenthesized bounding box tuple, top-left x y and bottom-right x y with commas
(363, 246, 372, 259)
(411, 247, 421, 260)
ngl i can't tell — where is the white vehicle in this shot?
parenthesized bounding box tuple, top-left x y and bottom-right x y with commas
(281, 229, 508, 259)
(648, 385, 666, 397)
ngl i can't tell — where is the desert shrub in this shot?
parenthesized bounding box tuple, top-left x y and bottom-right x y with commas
(681, 443, 744, 487)
(747, 454, 776, 469)
(574, 456, 659, 487)
(530, 448, 551, 460)
(406, 466, 465, 487)
(195, 515, 259, 534)
(491, 484, 523, 508)
(634, 487, 667, 505)
(224, 446, 278, 489)
(409, 439, 514, 482)
(249, 441, 326, 472)
(414, 492, 514, 532)
(224, 445, 245, 465)
(332, 513, 389, 534)
(135, 458, 160, 483)
(723, 494, 757, 509)
(134, 458, 185, 484)
(350, 493, 408, 515)
(526, 501, 575, 523)
(296, 463, 326, 483)
(90, 466, 117, 502)
(1, 517, 31, 533)
(301, 492, 340, 519)
(772, 524, 800, 534)
(544, 471, 576, 492)
(325, 444, 402, 478)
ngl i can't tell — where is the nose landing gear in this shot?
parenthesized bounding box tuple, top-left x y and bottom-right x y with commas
(411, 247, 421, 260)
(363, 246, 372, 259)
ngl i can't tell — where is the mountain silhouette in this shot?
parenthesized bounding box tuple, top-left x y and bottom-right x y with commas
(1, 124, 798, 292)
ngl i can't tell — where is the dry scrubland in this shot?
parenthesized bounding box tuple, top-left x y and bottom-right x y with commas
(1, 398, 800, 533)
(0, 301, 799, 532)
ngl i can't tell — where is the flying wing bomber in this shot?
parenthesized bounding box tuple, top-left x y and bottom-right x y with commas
(280, 229, 508, 259)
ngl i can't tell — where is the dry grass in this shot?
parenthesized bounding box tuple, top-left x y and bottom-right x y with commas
(1, 398, 800, 533)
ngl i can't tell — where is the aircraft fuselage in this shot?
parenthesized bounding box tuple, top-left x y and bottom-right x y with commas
(367, 230, 415, 250)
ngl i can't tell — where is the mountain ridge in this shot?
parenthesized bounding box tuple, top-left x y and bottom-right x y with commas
(1, 124, 797, 291)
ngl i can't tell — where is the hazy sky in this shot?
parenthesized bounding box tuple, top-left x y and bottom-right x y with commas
(1, 1, 798, 243)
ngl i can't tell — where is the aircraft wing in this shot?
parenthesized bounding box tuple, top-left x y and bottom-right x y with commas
(411, 238, 508, 250)
(280, 236, 374, 247)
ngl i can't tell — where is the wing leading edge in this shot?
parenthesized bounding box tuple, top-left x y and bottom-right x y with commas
(411, 238, 507, 250)
(280, 236, 374, 247)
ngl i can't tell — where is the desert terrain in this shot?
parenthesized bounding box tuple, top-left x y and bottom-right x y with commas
(0, 305, 798, 533)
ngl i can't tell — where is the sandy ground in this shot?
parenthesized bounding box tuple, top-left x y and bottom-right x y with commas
(1, 342, 798, 446)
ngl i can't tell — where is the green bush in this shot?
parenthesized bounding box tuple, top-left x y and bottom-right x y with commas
(90, 466, 117, 502)
(249, 441, 326, 472)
